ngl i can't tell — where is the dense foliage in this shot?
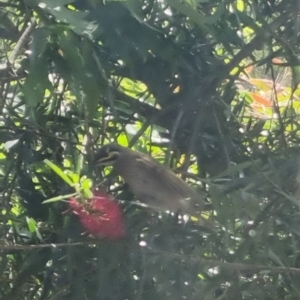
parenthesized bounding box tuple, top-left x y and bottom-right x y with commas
(1, 0, 300, 299)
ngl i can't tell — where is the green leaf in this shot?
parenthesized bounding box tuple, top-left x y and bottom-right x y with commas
(64, 170, 80, 184)
(26, 217, 37, 233)
(22, 27, 53, 107)
(44, 159, 74, 186)
(36, 0, 90, 35)
(81, 189, 93, 199)
(80, 176, 93, 190)
(165, 0, 209, 34)
(42, 192, 77, 204)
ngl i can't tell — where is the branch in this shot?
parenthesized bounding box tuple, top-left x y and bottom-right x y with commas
(146, 249, 300, 276)
(3, 242, 300, 276)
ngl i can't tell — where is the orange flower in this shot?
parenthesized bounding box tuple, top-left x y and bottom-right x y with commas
(69, 191, 125, 240)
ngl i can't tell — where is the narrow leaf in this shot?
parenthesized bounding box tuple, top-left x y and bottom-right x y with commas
(44, 159, 74, 186)
(42, 192, 77, 204)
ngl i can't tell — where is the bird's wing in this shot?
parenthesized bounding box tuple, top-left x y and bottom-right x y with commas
(133, 153, 205, 208)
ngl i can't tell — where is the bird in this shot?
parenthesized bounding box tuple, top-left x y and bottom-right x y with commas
(94, 143, 207, 215)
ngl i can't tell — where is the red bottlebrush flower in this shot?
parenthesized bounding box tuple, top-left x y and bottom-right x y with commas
(69, 191, 125, 240)
(69, 197, 84, 213)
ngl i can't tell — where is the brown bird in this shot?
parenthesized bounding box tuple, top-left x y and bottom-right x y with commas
(94, 143, 207, 215)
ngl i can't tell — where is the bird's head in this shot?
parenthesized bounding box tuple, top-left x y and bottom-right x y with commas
(94, 143, 123, 166)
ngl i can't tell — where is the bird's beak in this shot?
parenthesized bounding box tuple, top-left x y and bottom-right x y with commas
(95, 151, 119, 166)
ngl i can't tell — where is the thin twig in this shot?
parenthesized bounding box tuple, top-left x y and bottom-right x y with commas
(8, 20, 35, 65)
(0, 242, 86, 251)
